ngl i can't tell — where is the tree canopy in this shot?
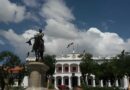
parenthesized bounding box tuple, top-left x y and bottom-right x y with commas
(80, 51, 130, 85)
(0, 51, 21, 67)
(43, 54, 56, 76)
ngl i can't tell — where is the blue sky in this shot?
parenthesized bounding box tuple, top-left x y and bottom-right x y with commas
(66, 0, 130, 39)
(0, 0, 130, 60)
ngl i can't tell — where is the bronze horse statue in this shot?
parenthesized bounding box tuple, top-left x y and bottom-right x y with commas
(26, 29, 44, 61)
(33, 35, 44, 61)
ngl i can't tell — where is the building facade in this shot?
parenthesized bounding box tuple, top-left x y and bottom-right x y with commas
(53, 52, 108, 89)
(53, 52, 129, 90)
(53, 52, 82, 89)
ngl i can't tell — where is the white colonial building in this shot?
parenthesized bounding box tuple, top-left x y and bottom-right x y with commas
(53, 51, 130, 90)
(53, 51, 82, 89)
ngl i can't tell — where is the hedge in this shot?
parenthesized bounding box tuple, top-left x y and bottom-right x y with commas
(83, 87, 120, 90)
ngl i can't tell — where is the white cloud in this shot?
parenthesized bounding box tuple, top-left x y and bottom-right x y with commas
(124, 39, 130, 52)
(22, 29, 38, 39)
(0, 29, 33, 60)
(0, 0, 38, 23)
(43, 27, 127, 57)
(0, 0, 27, 23)
(1, 0, 130, 60)
(23, 0, 39, 7)
(77, 28, 125, 56)
(40, 0, 74, 22)
(0, 27, 130, 61)
(40, 0, 78, 39)
(44, 19, 78, 39)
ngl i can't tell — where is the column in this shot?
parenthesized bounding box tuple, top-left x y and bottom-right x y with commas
(61, 76, 64, 85)
(86, 75, 88, 85)
(78, 76, 81, 86)
(54, 77, 58, 89)
(78, 64, 80, 73)
(108, 80, 111, 87)
(68, 64, 70, 73)
(92, 76, 96, 87)
(69, 76, 72, 89)
(123, 75, 129, 89)
(22, 76, 28, 88)
(62, 64, 63, 73)
(115, 79, 119, 87)
(54, 65, 56, 73)
(100, 80, 103, 87)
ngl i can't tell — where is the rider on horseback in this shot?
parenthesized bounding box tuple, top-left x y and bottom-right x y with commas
(36, 29, 44, 42)
(26, 29, 44, 61)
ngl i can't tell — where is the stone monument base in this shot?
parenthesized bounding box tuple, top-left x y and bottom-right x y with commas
(26, 61, 49, 90)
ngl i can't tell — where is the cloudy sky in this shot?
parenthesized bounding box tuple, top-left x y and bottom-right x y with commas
(0, 0, 130, 61)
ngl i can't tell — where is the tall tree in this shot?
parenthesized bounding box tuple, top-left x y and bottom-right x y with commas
(43, 54, 56, 87)
(43, 54, 56, 76)
(80, 53, 97, 84)
(0, 51, 22, 88)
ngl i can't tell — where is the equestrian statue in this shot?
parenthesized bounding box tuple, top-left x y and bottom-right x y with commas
(26, 29, 44, 61)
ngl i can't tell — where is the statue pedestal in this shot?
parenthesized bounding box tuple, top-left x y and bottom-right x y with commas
(26, 62, 49, 90)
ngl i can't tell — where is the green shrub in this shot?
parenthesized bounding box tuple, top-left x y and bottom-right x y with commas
(48, 83, 54, 89)
(10, 86, 25, 90)
(81, 81, 120, 90)
(82, 87, 120, 90)
(81, 81, 88, 90)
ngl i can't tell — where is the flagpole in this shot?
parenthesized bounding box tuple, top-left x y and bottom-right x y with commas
(76, 43, 78, 53)
(72, 43, 75, 53)
(67, 42, 74, 53)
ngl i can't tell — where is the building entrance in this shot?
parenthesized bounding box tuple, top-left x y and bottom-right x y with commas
(71, 76, 78, 87)
(57, 78, 61, 85)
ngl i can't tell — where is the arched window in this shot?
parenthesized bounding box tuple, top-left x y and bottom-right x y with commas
(56, 64, 62, 73)
(70, 64, 78, 72)
(63, 64, 69, 73)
